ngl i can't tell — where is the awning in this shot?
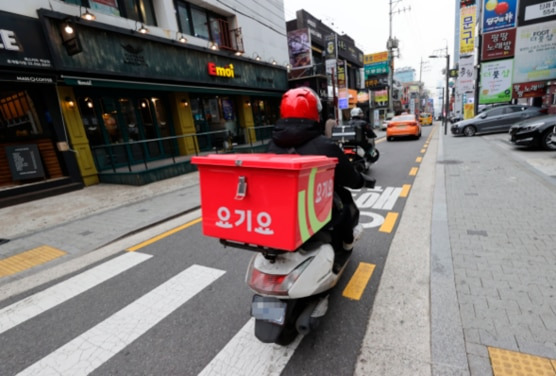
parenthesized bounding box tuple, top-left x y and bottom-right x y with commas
(61, 75, 283, 97)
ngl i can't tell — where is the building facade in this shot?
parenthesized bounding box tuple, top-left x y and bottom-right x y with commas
(0, 0, 289, 206)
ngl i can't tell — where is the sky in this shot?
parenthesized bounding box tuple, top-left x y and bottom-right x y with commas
(283, 0, 457, 94)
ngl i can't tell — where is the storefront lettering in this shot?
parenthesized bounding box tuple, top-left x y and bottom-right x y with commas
(207, 62, 235, 78)
(77, 80, 93, 86)
(0, 29, 20, 51)
(16, 76, 53, 83)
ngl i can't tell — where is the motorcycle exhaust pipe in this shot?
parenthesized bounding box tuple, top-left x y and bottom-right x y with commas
(295, 301, 319, 335)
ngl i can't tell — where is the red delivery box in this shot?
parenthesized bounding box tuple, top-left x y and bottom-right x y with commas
(191, 153, 337, 251)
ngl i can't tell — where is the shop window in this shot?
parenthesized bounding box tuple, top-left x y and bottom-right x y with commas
(0, 91, 43, 140)
(152, 98, 169, 137)
(100, 99, 121, 143)
(78, 97, 103, 146)
(119, 98, 140, 141)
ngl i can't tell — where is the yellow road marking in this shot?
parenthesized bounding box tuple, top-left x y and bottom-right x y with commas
(489, 347, 556, 376)
(420, 148, 426, 153)
(400, 184, 411, 197)
(127, 217, 203, 251)
(0, 246, 66, 278)
(379, 212, 398, 233)
(409, 167, 418, 176)
(342, 262, 375, 300)
(416, 156, 422, 163)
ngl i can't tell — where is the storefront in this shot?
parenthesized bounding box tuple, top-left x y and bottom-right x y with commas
(37, 8, 286, 185)
(0, 11, 83, 207)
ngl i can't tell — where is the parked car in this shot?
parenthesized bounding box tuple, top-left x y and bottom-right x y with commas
(386, 114, 421, 141)
(419, 112, 432, 126)
(451, 105, 544, 136)
(509, 114, 556, 151)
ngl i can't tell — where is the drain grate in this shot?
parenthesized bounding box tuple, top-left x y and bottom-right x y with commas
(0, 238, 9, 245)
(467, 230, 488, 236)
(438, 160, 463, 164)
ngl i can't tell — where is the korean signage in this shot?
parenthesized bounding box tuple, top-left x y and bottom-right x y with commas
(364, 51, 389, 65)
(479, 59, 513, 104)
(513, 21, 556, 83)
(325, 34, 337, 59)
(483, 0, 517, 32)
(337, 60, 348, 109)
(518, 0, 556, 26)
(460, 5, 476, 53)
(512, 81, 547, 98)
(365, 62, 389, 76)
(482, 28, 516, 60)
(287, 28, 312, 70)
(0, 11, 53, 69)
(365, 75, 388, 90)
(458, 54, 475, 92)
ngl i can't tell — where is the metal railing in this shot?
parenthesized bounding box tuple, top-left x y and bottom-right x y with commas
(90, 125, 275, 173)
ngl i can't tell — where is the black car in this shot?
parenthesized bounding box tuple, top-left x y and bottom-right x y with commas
(451, 105, 544, 136)
(509, 114, 556, 151)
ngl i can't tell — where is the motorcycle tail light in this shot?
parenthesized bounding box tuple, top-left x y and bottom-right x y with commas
(247, 257, 313, 296)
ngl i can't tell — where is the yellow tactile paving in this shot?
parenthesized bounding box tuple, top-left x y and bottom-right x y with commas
(489, 347, 556, 376)
(0, 245, 66, 278)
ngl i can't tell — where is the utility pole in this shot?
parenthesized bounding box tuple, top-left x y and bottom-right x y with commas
(387, 0, 410, 115)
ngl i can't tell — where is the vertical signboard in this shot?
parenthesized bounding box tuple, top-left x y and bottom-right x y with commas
(287, 28, 312, 70)
(479, 59, 513, 103)
(458, 54, 475, 92)
(483, 0, 518, 32)
(337, 60, 348, 109)
(460, 5, 477, 54)
(512, 21, 556, 83)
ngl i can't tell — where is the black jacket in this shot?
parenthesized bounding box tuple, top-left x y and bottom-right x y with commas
(267, 118, 364, 190)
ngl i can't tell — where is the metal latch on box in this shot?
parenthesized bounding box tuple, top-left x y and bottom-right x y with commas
(235, 176, 247, 200)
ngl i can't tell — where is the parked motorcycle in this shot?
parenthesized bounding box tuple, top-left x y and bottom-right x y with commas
(331, 124, 379, 173)
(192, 154, 376, 345)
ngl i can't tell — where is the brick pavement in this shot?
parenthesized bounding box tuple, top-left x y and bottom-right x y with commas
(442, 132, 556, 375)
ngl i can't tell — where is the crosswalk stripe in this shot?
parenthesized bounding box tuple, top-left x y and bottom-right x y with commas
(199, 318, 303, 376)
(17, 264, 225, 376)
(0, 252, 152, 335)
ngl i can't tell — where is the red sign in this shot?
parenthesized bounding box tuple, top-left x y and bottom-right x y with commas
(482, 28, 516, 61)
(512, 81, 547, 99)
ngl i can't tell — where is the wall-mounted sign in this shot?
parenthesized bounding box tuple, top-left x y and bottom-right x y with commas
(479, 59, 513, 104)
(513, 21, 556, 83)
(482, 28, 516, 60)
(518, 0, 556, 26)
(460, 5, 476, 53)
(364, 51, 389, 65)
(512, 80, 547, 98)
(287, 28, 312, 70)
(5, 145, 45, 181)
(0, 10, 53, 69)
(207, 62, 235, 78)
(483, 0, 518, 33)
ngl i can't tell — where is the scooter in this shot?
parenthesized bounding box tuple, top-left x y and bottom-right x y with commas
(331, 125, 379, 173)
(222, 176, 375, 346)
(192, 153, 375, 346)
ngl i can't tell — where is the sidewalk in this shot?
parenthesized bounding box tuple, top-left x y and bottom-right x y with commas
(1, 125, 555, 375)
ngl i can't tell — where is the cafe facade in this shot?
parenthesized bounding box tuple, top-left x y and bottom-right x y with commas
(1, 5, 288, 206)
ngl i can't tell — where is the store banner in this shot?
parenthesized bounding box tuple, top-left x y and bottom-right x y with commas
(483, 0, 517, 32)
(512, 81, 548, 98)
(325, 33, 337, 59)
(482, 28, 516, 60)
(458, 54, 475, 92)
(460, 5, 476, 53)
(518, 0, 556, 26)
(287, 28, 312, 70)
(364, 51, 389, 65)
(513, 20, 556, 83)
(479, 59, 513, 104)
(0, 10, 53, 69)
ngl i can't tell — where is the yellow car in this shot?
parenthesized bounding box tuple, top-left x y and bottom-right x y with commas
(419, 112, 432, 126)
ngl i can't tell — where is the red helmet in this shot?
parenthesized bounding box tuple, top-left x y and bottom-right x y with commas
(280, 87, 322, 122)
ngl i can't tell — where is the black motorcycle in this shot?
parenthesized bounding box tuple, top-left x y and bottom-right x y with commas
(331, 124, 379, 173)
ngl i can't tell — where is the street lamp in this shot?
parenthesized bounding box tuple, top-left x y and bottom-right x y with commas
(429, 48, 450, 135)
